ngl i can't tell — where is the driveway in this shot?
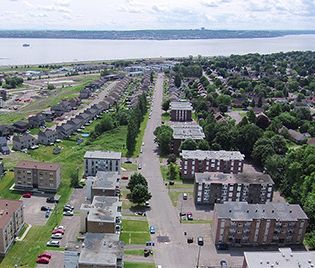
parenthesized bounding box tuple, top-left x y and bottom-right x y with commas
(36, 251, 64, 268)
(139, 73, 196, 268)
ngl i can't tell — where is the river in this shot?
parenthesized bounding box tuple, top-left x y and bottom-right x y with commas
(0, 34, 315, 66)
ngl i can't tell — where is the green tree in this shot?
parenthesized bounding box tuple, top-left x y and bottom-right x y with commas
(130, 184, 152, 205)
(128, 173, 148, 192)
(197, 139, 210, 150)
(264, 154, 286, 188)
(174, 74, 182, 88)
(251, 138, 276, 165)
(167, 154, 177, 164)
(154, 125, 173, 155)
(247, 110, 256, 124)
(237, 123, 263, 157)
(47, 83, 55, 90)
(70, 168, 79, 187)
(168, 163, 179, 180)
(180, 138, 197, 151)
(162, 99, 170, 111)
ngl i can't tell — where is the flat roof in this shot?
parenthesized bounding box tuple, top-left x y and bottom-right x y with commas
(81, 196, 121, 223)
(79, 233, 123, 266)
(15, 161, 60, 171)
(84, 151, 121, 160)
(90, 171, 119, 190)
(244, 248, 315, 268)
(170, 122, 205, 140)
(214, 202, 308, 221)
(181, 150, 245, 160)
(0, 199, 23, 229)
(195, 172, 274, 185)
(170, 101, 193, 110)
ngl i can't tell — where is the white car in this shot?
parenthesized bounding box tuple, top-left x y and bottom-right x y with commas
(51, 233, 63, 239)
(47, 240, 60, 247)
(63, 211, 74, 216)
(55, 225, 65, 231)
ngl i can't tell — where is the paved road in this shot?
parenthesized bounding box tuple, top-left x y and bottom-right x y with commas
(140, 73, 196, 268)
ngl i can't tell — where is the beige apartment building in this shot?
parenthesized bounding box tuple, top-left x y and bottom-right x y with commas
(14, 161, 61, 192)
(0, 199, 24, 256)
(213, 202, 308, 247)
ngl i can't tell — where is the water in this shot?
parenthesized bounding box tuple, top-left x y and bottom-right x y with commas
(0, 34, 315, 66)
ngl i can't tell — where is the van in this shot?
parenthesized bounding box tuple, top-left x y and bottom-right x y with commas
(157, 266, 162, 268)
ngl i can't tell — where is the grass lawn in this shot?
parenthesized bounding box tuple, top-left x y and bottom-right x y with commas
(120, 219, 150, 245)
(160, 165, 168, 181)
(0, 172, 21, 200)
(181, 219, 212, 225)
(124, 249, 144, 256)
(161, 112, 170, 122)
(121, 163, 138, 172)
(0, 112, 25, 125)
(168, 190, 193, 207)
(124, 262, 155, 268)
(133, 112, 149, 157)
(29, 128, 40, 135)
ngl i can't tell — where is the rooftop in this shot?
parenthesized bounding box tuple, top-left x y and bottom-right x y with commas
(81, 196, 121, 223)
(215, 202, 308, 221)
(170, 101, 193, 110)
(84, 151, 122, 160)
(181, 150, 245, 160)
(0, 199, 23, 229)
(89, 171, 119, 190)
(79, 233, 124, 266)
(244, 248, 315, 268)
(170, 122, 205, 140)
(15, 161, 60, 171)
(195, 172, 274, 185)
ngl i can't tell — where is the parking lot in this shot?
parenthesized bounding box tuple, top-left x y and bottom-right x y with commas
(36, 251, 64, 268)
(22, 195, 56, 225)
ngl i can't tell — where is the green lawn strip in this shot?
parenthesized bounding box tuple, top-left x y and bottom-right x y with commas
(0, 113, 25, 125)
(121, 163, 138, 172)
(124, 262, 155, 268)
(122, 219, 149, 232)
(124, 249, 144, 256)
(133, 112, 150, 157)
(160, 165, 168, 181)
(168, 190, 193, 207)
(0, 172, 20, 200)
(17, 224, 28, 238)
(181, 219, 212, 224)
(120, 219, 150, 245)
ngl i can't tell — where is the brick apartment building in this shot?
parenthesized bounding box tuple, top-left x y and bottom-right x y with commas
(14, 161, 61, 192)
(0, 199, 24, 256)
(80, 196, 122, 234)
(170, 122, 205, 154)
(180, 150, 245, 179)
(170, 101, 193, 122)
(213, 202, 308, 247)
(194, 172, 274, 205)
(84, 151, 121, 176)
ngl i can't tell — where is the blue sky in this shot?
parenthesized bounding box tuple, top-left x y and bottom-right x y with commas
(1, 0, 315, 30)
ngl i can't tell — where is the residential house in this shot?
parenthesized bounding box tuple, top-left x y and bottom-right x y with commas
(0, 162, 4, 177)
(0, 90, 7, 101)
(0, 137, 10, 155)
(56, 123, 75, 139)
(242, 248, 315, 268)
(38, 129, 57, 145)
(41, 110, 55, 122)
(180, 150, 245, 179)
(12, 134, 37, 151)
(0, 125, 13, 137)
(12, 121, 29, 133)
(84, 151, 121, 176)
(194, 172, 274, 205)
(80, 196, 122, 233)
(80, 88, 92, 99)
(76, 113, 90, 126)
(213, 202, 308, 247)
(68, 118, 83, 131)
(0, 199, 24, 256)
(14, 161, 61, 192)
(28, 114, 45, 128)
(78, 233, 123, 268)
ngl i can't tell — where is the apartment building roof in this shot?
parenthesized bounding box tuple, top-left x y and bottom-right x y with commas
(244, 248, 315, 268)
(195, 172, 274, 185)
(15, 161, 60, 171)
(84, 150, 121, 160)
(170, 101, 193, 110)
(170, 122, 205, 140)
(90, 171, 119, 190)
(79, 233, 123, 267)
(181, 150, 245, 161)
(0, 199, 23, 229)
(81, 196, 121, 223)
(215, 202, 308, 221)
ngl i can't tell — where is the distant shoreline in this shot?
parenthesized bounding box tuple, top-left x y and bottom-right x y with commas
(0, 29, 315, 40)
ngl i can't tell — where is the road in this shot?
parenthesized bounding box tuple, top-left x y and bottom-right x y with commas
(140, 73, 196, 268)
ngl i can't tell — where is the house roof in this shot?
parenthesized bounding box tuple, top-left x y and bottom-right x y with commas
(170, 122, 205, 140)
(15, 160, 60, 171)
(13, 134, 35, 142)
(0, 199, 23, 229)
(181, 150, 245, 161)
(170, 101, 193, 111)
(84, 151, 121, 160)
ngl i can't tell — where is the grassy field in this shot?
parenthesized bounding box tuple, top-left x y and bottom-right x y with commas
(124, 262, 155, 268)
(124, 249, 144, 256)
(160, 165, 168, 181)
(120, 219, 150, 245)
(133, 112, 149, 157)
(0, 172, 21, 200)
(122, 163, 138, 172)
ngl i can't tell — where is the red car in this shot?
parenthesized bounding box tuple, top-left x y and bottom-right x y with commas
(52, 229, 64, 235)
(121, 176, 128, 180)
(38, 253, 52, 259)
(22, 193, 32, 198)
(36, 257, 50, 264)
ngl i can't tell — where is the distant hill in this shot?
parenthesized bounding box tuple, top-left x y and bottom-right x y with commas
(0, 29, 314, 40)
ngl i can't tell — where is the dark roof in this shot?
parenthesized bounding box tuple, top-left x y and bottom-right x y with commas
(13, 121, 29, 128)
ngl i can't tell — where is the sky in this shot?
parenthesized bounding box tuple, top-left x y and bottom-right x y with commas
(1, 0, 315, 30)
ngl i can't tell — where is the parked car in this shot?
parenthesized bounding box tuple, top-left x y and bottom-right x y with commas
(45, 210, 50, 218)
(52, 229, 64, 235)
(54, 225, 65, 231)
(63, 211, 74, 216)
(46, 196, 57, 203)
(121, 176, 129, 180)
(183, 193, 188, 200)
(36, 257, 50, 264)
(149, 226, 155, 234)
(38, 253, 52, 259)
(46, 240, 60, 247)
(146, 241, 155, 246)
(187, 212, 193, 221)
(197, 236, 204, 246)
(145, 201, 150, 207)
(41, 206, 50, 211)
(22, 193, 32, 198)
(138, 164, 142, 170)
(187, 237, 194, 244)
(64, 204, 74, 210)
(216, 243, 229, 250)
(220, 260, 228, 268)
(169, 181, 174, 185)
(51, 233, 63, 239)
(125, 159, 132, 164)
(63, 207, 73, 212)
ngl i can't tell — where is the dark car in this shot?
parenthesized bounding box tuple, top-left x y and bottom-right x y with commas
(46, 196, 56, 203)
(45, 210, 50, 218)
(197, 236, 204, 246)
(187, 237, 194, 244)
(41, 206, 50, 211)
(146, 241, 155, 246)
(216, 244, 229, 250)
(220, 260, 228, 268)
